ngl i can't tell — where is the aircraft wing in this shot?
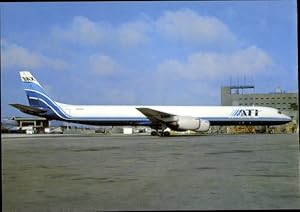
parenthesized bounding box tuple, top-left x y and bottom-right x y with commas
(9, 103, 47, 114)
(136, 107, 177, 124)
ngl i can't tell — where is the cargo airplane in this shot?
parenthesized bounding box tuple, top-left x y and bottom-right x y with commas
(10, 71, 291, 136)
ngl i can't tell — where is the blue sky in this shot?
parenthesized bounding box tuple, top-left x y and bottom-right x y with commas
(1, 1, 298, 117)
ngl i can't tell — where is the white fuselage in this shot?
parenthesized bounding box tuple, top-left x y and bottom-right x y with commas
(57, 103, 274, 118)
(55, 102, 291, 126)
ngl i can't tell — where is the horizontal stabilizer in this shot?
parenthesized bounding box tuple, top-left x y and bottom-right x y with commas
(9, 103, 47, 114)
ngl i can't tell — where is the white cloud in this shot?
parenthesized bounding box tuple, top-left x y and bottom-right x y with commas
(157, 46, 273, 80)
(1, 39, 70, 71)
(1, 39, 42, 69)
(117, 20, 149, 48)
(51, 10, 239, 49)
(52, 16, 107, 45)
(46, 11, 274, 81)
(88, 54, 119, 75)
(155, 9, 237, 45)
(52, 16, 149, 48)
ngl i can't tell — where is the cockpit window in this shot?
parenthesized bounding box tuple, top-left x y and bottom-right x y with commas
(278, 110, 282, 114)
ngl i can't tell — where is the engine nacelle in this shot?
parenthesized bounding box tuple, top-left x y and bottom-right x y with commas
(195, 119, 210, 132)
(168, 116, 210, 132)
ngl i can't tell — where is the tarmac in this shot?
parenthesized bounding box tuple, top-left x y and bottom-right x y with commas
(2, 133, 300, 211)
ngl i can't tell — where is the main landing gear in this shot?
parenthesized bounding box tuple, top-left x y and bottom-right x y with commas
(151, 130, 170, 137)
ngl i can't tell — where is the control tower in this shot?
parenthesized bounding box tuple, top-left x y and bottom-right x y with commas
(221, 85, 255, 106)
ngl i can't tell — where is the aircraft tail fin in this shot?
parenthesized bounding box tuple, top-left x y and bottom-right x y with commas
(19, 71, 71, 120)
(20, 71, 54, 108)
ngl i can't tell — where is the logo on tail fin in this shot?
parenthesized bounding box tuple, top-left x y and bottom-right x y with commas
(20, 71, 40, 85)
(21, 76, 35, 82)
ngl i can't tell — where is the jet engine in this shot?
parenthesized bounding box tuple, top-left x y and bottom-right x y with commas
(168, 116, 210, 132)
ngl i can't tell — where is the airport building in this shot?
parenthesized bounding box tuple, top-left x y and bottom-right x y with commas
(1, 116, 50, 133)
(221, 85, 298, 123)
(14, 117, 49, 129)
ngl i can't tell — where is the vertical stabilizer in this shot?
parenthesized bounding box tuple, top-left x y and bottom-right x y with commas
(19, 71, 70, 120)
(20, 71, 53, 108)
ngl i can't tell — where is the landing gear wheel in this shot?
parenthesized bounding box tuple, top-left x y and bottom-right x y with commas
(151, 131, 157, 136)
(163, 131, 170, 136)
(158, 131, 170, 137)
